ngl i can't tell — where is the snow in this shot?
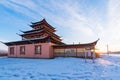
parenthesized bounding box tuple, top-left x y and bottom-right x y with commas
(0, 54, 120, 80)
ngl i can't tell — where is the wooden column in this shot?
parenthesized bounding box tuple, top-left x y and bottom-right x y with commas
(92, 47, 95, 63)
(84, 48, 87, 63)
(16, 45, 17, 57)
(76, 48, 77, 57)
(64, 48, 65, 57)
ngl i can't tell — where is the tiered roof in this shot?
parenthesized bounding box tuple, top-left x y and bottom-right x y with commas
(4, 19, 64, 46)
(30, 19, 55, 32)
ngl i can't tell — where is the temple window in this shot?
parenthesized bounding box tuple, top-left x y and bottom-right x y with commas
(20, 46, 25, 54)
(10, 47, 14, 54)
(35, 45, 41, 54)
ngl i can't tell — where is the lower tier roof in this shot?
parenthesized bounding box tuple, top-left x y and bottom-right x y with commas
(53, 39, 99, 49)
(3, 38, 99, 49)
(4, 36, 64, 46)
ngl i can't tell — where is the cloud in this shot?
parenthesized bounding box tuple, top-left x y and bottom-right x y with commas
(1, 0, 96, 37)
(106, 0, 120, 51)
(6, 0, 93, 36)
(0, 0, 39, 20)
(95, 0, 120, 52)
(108, 0, 120, 37)
(0, 0, 109, 51)
(108, 1, 120, 37)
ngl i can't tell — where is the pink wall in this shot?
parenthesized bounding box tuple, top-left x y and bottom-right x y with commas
(8, 43, 54, 58)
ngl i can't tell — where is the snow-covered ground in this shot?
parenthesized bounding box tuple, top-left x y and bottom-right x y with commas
(0, 54, 120, 80)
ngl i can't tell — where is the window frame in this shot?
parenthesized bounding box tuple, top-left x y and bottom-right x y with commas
(10, 47, 14, 55)
(35, 45, 41, 54)
(20, 46, 25, 55)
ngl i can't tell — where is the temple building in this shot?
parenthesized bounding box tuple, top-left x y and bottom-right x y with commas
(4, 19, 99, 59)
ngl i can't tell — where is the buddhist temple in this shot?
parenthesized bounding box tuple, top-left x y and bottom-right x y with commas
(3, 19, 99, 59)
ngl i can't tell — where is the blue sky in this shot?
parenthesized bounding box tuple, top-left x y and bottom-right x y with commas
(0, 0, 120, 52)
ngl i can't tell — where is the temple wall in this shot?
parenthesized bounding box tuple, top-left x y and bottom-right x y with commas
(7, 43, 99, 59)
(8, 43, 54, 59)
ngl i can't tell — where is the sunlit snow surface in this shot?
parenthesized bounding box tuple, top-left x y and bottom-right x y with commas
(0, 54, 120, 80)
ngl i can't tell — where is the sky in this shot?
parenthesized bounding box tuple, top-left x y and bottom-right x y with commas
(0, 0, 120, 52)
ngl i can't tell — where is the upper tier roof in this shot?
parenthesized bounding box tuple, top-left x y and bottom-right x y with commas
(20, 28, 61, 40)
(30, 19, 55, 30)
(21, 28, 43, 33)
(20, 29, 44, 36)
